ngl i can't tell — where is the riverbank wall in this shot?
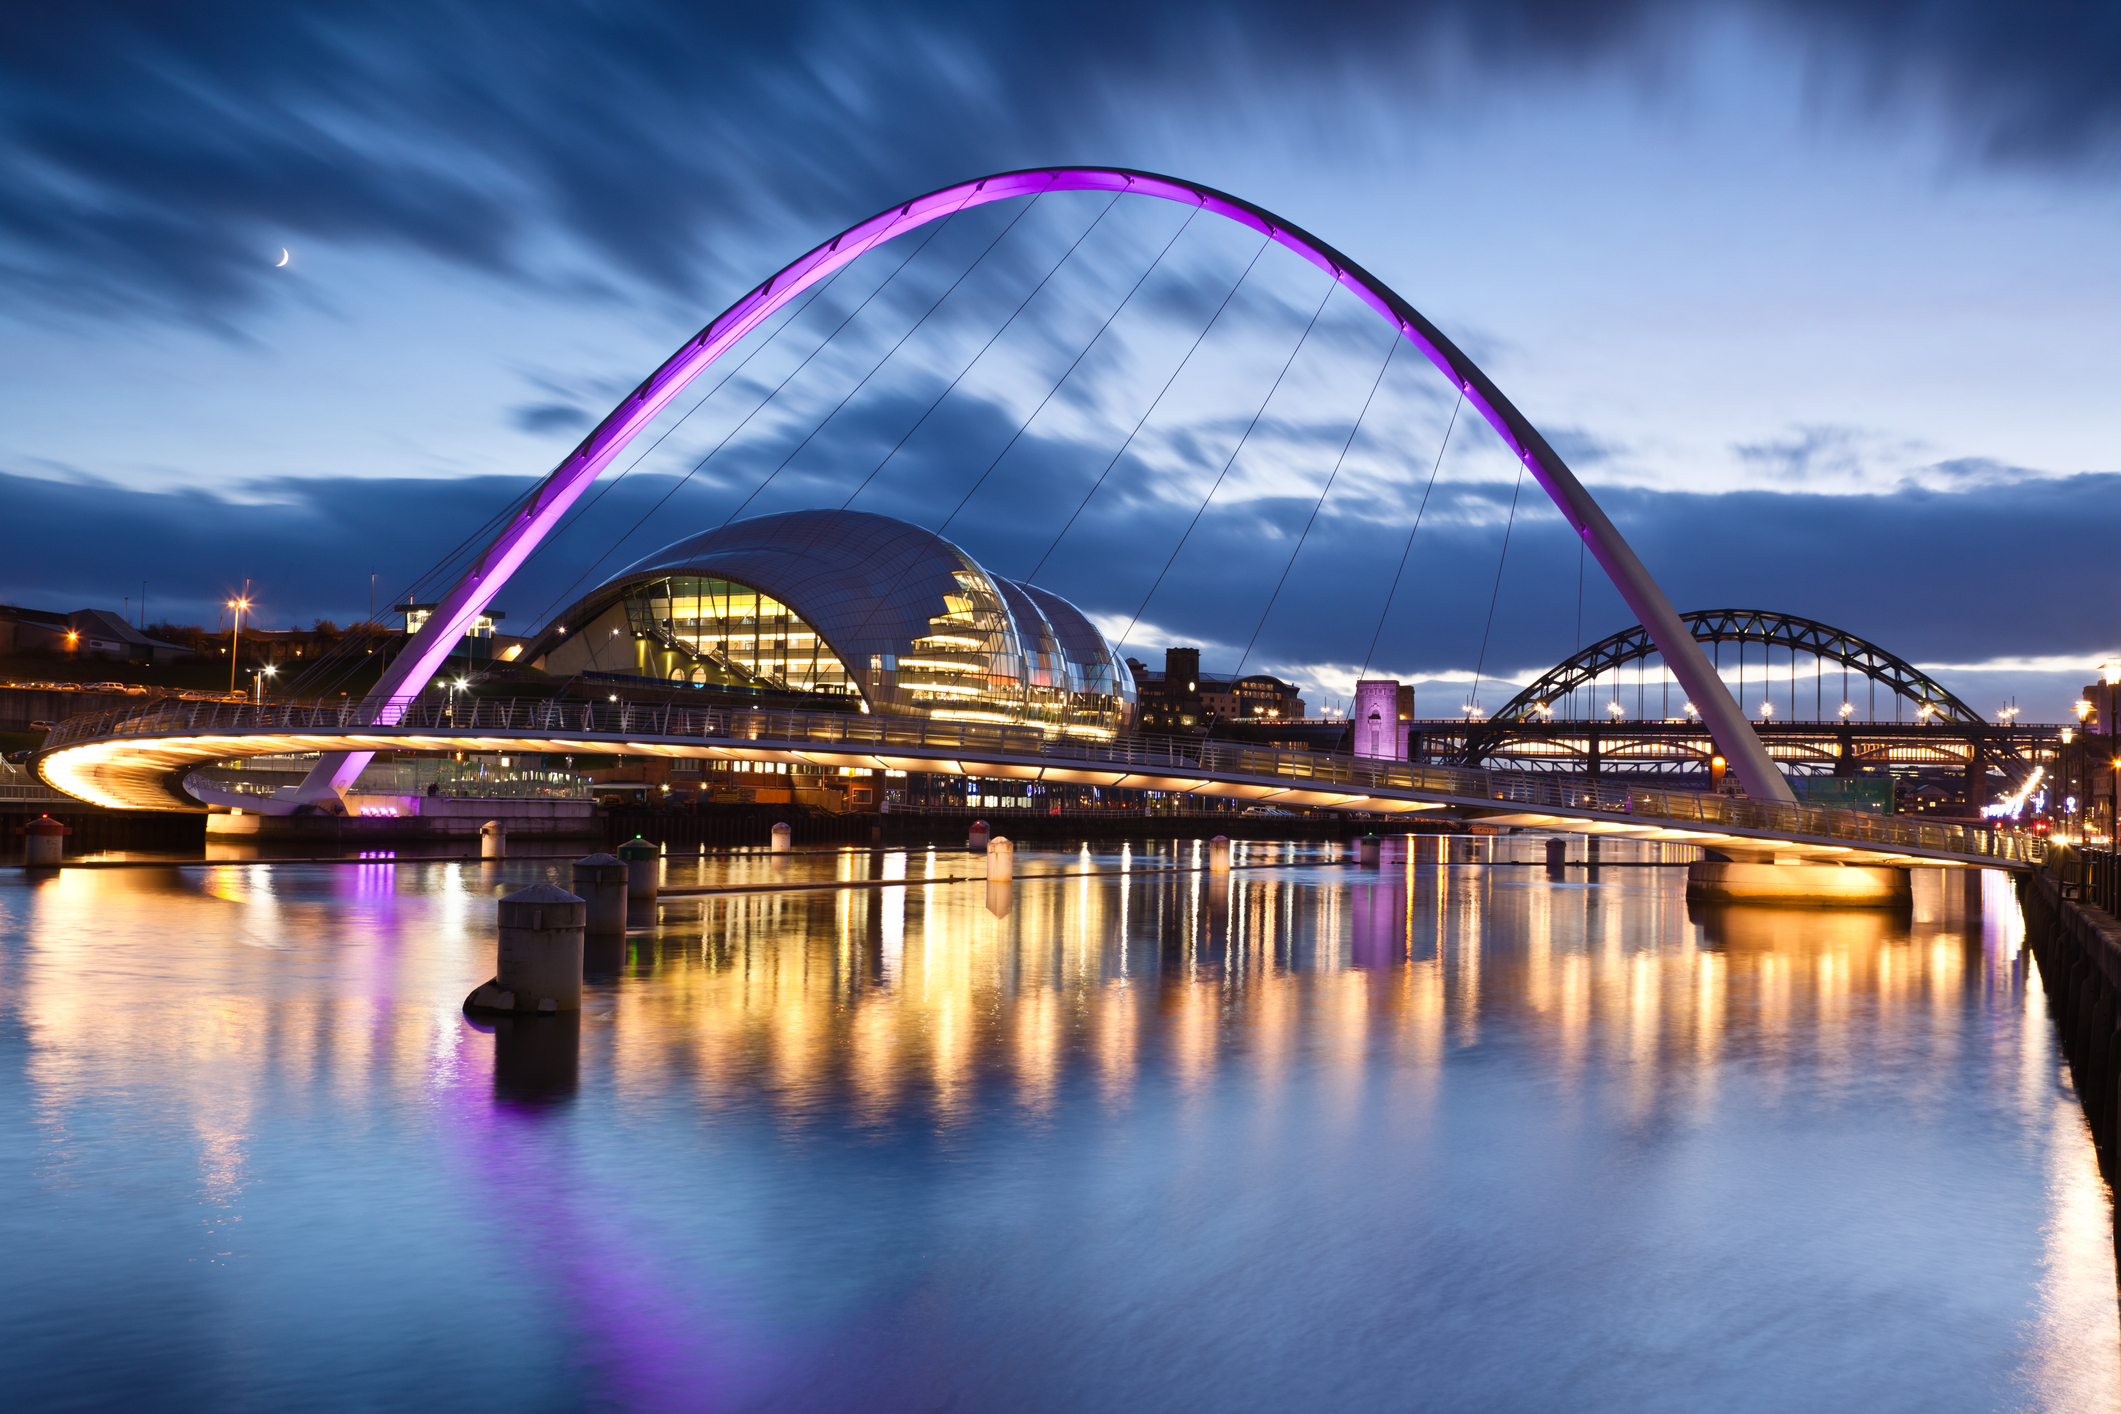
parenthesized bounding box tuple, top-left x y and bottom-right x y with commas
(2019, 854, 2121, 1175)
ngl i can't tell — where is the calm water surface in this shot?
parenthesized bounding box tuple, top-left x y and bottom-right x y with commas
(2, 838, 2115, 1411)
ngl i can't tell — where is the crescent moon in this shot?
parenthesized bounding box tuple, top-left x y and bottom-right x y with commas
(275, 249, 289, 267)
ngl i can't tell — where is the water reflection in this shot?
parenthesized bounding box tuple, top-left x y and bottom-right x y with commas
(489, 1011, 580, 1106)
(0, 846, 2113, 1410)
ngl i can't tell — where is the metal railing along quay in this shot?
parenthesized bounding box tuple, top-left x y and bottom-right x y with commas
(2062, 846, 2121, 916)
(38, 695, 2045, 866)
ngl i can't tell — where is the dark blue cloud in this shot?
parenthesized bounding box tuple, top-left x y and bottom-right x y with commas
(7, 459, 2114, 696)
(511, 402, 593, 434)
(3, 1, 2118, 323)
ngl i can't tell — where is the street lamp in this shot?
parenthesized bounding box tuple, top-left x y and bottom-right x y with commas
(253, 663, 277, 706)
(226, 585, 252, 693)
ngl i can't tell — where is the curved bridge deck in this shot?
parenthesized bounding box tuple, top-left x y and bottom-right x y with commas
(37, 697, 2043, 871)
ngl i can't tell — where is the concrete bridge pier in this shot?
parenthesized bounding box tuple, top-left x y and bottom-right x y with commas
(572, 853, 627, 975)
(1685, 854, 1911, 907)
(466, 882, 587, 1014)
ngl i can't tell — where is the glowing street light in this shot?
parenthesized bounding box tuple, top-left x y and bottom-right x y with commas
(252, 663, 277, 706)
(1606, 700, 1625, 720)
(1838, 701, 1854, 719)
(1682, 701, 1699, 720)
(226, 582, 252, 692)
(1758, 701, 1774, 720)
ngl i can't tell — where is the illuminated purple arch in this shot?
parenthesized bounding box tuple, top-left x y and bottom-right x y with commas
(295, 166, 1790, 806)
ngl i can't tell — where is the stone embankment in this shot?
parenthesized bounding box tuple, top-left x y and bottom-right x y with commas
(2020, 848, 2121, 1172)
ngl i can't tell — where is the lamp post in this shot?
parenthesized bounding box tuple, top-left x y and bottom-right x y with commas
(252, 663, 276, 706)
(2103, 661, 2121, 844)
(2071, 699, 2093, 841)
(226, 582, 251, 694)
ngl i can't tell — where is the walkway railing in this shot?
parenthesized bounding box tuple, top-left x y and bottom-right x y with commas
(39, 696, 2045, 866)
(0, 761, 73, 805)
(2064, 846, 2121, 915)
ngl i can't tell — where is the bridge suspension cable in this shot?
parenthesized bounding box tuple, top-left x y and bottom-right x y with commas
(1466, 462, 1526, 719)
(1225, 333, 1402, 695)
(1024, 225, 1269, 585)
(881, 203, 1200, 553)
(1357, 390, 1461, 683)
(814, 187, 1121, 534)
(281, 247, 874, 706)
(831, 203, 1208, 652)
(1112, 272, 1340, 660)
(525, 188, 1016, 629)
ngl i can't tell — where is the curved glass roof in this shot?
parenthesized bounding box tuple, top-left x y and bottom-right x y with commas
(527, 510, 1134, 737)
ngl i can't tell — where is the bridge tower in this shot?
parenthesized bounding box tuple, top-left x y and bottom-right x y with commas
(1354, 680, 1407, 760)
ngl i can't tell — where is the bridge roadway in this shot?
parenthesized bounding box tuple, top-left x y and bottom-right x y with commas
(36, 697, 2043, 872)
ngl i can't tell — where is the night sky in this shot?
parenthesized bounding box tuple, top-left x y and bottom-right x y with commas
(4, 1, 2117, 717)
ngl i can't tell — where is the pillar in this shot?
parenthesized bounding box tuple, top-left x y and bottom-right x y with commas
(19, 814, 68, 868)
(1354, 680, 1402, 760)
(987, 835, 1013, 880)
(572, 853, 626, 937)
(1208, 835, 1232, 874)
(479, 819, 506, 859)
(1356, 835, 1381, 866)
(968, 819, 990, 852)
(617, 836, 659, 903)
(770, 821, 792, 852)
(1545, 837, 1566, 874)
(466, 882, 585, 1013)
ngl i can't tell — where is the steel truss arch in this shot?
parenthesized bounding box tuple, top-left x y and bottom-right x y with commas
(1492, 609, 1985, 726)
(287, 165, 1792, 809)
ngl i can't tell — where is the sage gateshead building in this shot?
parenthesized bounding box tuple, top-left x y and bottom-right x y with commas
(521, 509, 1136, 739)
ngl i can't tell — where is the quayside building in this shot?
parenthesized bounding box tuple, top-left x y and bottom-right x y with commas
(520, 509, 1135, 739)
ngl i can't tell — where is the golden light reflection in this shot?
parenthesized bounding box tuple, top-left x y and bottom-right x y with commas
(8, 843, 2113, 1393)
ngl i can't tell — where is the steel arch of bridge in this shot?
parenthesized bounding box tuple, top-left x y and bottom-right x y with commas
(1490, 609, 1982, 726)
(282, 165, 1791, 811)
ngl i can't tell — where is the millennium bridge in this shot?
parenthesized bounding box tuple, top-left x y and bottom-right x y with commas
(31, 165, 2049, 891)
(37, 695, 2042, 874)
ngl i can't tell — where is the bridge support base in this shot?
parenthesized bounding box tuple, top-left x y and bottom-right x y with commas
(1685, 861, 1911, 908)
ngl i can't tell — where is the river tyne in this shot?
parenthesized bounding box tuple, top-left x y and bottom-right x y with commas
(2, 836, 2116, 1411)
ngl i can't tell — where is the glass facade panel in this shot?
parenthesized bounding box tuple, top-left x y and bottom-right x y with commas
(621, 577, 854, 697)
